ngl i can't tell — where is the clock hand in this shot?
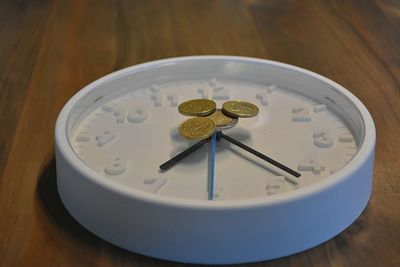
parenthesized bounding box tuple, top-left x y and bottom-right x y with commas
(208, 132, 217, 200)
(218, 132, 301, 178)
(159, 137, 210, 171)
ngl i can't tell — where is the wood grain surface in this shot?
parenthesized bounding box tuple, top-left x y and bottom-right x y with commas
(1, 0, 399, 266)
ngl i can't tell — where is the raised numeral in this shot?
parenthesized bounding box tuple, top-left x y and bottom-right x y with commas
(151, 92, 164, 107)
(266, 176, 287, 195)
(96, 130, 116, 147)
(102, 104, 116, 112)
(127, 108, 148, 123)
(167, 94, 180, 107)
(256, 93, 269, 106)
(292, 106, 311, 122)
(212, 86, 230, 100)
(101, 103, 118, 112)
(151, 92, 180, 107)
(338, 133, 354, 143)
(150, 85, 160, 93)
(313, 130, 333, 148)
(266, 84, 277, 93)
(209, 78, 229, 100)
(298, 155, 325, 174)
(113, 107, 126, 123)
(198, 88, 209, 99)
(313, 104, 326, 113)
(143, 178, 168, 193)
(105, 157, 127, 175)
(75, 135, 90, 142)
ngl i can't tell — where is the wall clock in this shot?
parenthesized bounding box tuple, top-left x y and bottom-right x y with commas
(55, 56, 375, 264)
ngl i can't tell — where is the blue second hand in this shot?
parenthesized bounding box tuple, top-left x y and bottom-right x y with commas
(209, 132, 217, 200)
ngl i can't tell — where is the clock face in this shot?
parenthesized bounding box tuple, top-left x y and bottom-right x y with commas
(68, 61, 362, 201)
(57, 57, 375, 264)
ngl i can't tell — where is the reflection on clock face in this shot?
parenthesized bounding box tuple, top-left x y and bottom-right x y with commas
(71, 78, 358, 201)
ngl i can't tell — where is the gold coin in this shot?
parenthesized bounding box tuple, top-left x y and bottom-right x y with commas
(178, 99, 216, 116)
(222, 100, 259, 118)
(206, 109, 238, 130)
(178, 117, 215, 140)
(206, 109, 235, 126)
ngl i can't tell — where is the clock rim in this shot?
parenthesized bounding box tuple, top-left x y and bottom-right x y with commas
(55, 55, 376, 209)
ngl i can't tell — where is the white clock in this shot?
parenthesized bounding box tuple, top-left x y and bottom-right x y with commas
(55, 56, 375, 264)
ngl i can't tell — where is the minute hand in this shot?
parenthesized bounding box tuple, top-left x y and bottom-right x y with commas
(219, 133, 301, 177)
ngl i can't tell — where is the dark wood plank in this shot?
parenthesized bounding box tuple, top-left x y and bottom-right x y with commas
(0, 1, 52, 182)
(0, 1, 118, 265)
(0, 0, 399, 266)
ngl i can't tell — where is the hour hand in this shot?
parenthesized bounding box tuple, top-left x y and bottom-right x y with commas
(159, 138, 210, 171)
(219, 132, 301, 177)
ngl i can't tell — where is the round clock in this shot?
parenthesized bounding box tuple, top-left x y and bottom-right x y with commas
(55, 56, 375, 264)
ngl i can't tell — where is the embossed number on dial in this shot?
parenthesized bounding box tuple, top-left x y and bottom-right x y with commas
(313, 130, 334, 148)
(266, 176, 287, 195)
(128, 108, 148, 123)
(105, 157, 127, 175)
(298, 155, 325, 174)
(144, 178, 168, 193)
(151, 85, 180, 107)
(292, 106, 311, 122)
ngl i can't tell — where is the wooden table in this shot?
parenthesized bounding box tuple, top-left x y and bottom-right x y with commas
(1, 1, 399, 266)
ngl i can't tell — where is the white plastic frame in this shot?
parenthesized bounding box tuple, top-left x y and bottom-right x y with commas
(55, 56, 375, 264)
